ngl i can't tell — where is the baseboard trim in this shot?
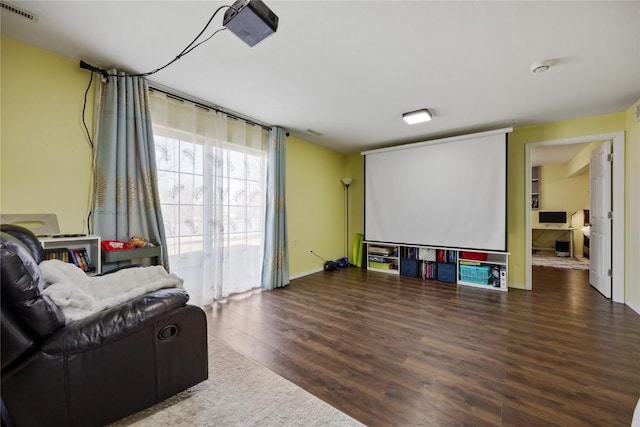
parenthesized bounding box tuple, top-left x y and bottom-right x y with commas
(290, 267, 324, 280)
(626, 299, 640, 315)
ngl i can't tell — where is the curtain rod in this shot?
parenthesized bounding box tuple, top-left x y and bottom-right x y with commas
(148, 84, 273, 132)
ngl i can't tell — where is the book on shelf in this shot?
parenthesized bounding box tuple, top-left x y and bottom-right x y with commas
(420, 260, 437, 279)
(459, 260, 482, 266)
(44, 247, 94, 272)
(369, 246, 396, 256)
(436, 249, 456, 263)
(70, 249, 84, 270)
(401, 247, 418, 259)
(70, 248, 95, 272)
(44, 248, 70, 263)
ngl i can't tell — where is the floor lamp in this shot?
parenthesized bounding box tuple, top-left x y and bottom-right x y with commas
(341, 178, 352, 261)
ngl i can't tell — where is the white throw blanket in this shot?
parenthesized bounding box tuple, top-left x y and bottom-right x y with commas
(40, 260, 183, 323)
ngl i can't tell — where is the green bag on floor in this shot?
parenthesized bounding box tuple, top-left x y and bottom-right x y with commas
(352, 233, 364, 267)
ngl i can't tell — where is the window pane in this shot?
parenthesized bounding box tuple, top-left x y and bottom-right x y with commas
(228, 206, 247, 233)
(193, 174, 204, 205)
(246, 153, 263, 181)
(179, 173, 194, 205)
(179, 205, 203, 236)
(155, 136, 179, 171)
(248, 180, 263, 206)
(247, 207, 264, 232)
(246, 231, 263, 247)
(157, 171, 179, 204)
(165, 236, 180, 257)
(179, 235, 203, 254)
(193, 143, 204, 175)
(180, 141, 196, 174)
(162, 205, 179, 238)
(228, 149, 246, 179)
(228, 178, 247, 206)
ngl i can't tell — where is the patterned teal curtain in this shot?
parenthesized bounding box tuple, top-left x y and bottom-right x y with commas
(261, 127, 289, 290)
(93, 71, 169, 269)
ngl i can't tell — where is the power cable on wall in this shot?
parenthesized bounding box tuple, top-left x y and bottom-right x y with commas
(82, 71, 94, 149)
(79, 5, 236, 80)
(81, 71, 96, 235)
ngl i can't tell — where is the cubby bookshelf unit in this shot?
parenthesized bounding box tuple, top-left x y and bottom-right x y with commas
(458, 251, 508, 291)
(364, 241, 508, 292)
(39, 235, 102, 275)
(366, 244, 399, 274)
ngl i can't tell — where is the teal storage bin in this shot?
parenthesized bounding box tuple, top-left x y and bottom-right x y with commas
(459, 264, 491, 285)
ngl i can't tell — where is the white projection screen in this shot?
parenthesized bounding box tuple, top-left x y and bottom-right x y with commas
(363, 129, 510, 252)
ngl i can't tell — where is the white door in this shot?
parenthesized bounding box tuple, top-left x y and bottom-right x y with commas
(589, 141, 612, 298)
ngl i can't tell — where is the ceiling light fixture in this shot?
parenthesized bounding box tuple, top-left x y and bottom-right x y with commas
(402, 109, 432, 125)
(530, 60, 552, 74)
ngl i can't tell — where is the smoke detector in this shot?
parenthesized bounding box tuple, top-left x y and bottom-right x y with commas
(530, 60, 552, 74)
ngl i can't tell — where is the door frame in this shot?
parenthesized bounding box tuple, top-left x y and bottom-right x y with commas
(524, 131, 625, 303)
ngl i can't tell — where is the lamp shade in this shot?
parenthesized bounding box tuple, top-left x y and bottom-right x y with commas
(341, 178, 353, 186)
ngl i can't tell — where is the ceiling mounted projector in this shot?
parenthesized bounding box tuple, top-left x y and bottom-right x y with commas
(223, 0, 279, 47)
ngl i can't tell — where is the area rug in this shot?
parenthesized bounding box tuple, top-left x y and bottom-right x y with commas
(111, 336, 363, 427)
(532, 254, 590, 270)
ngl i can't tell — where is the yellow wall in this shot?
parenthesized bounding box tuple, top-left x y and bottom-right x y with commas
(345, 153, 364, 263)
(286, 136, 346, 277)
(507, 113, 626, 288)
(531, 163, 589, 257)
(1, 37, 95, 233)
(538, 163, 589, 219)
(625, 100, 640, 311)
(566, 141, 600, 177)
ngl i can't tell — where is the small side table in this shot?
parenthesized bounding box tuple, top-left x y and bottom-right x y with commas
(102, 246, 162, 272)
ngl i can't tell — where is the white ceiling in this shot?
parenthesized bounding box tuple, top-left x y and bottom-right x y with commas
(531, 142, 594, 167)
(2, 1, 639, 154)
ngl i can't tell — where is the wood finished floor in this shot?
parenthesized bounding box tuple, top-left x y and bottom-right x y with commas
(205, 266, 640, 426)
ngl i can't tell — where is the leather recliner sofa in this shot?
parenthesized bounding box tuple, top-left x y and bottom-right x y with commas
(0, 224, 208, 426)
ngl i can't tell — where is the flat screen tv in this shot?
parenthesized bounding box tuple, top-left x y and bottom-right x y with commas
(539, 211, 566, 224)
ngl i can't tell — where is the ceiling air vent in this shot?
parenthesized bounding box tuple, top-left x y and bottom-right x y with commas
(306, 129, 323, 136)
(1, 1, 38, 21)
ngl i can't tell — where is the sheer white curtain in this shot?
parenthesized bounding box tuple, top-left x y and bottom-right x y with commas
(149, 91, 268, 306)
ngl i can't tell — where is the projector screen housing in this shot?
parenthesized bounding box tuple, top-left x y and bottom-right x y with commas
(363, 128, 511, 252)
(223, 0, 279, 47)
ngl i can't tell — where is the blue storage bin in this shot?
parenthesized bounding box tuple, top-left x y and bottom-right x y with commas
(437, 262, 456, 283)
(400, 258, 419, 277)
